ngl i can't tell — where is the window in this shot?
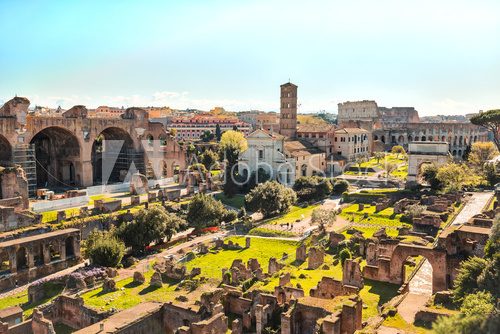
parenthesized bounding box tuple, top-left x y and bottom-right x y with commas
(258, 150, 264, 159)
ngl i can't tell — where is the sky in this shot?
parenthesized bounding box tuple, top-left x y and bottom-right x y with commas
(0, 0, 499, 115)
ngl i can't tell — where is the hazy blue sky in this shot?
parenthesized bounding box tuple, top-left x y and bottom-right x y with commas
(1, 0, 499, 115)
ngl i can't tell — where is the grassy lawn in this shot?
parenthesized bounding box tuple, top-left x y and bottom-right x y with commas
(343, 226, 399, 238)
(265, 205, 320, 225)
(383, 313, 432, 334)
(185, 236, 300, 279)
(80, 266, 180, 311)
(0, 282, 64, 318)
(340, 204, 405, 228)
(343, 171, 375, 176)
(358, 153, 406, 169)
(391, 165, 408, 179)
(214, 193, 245, 209)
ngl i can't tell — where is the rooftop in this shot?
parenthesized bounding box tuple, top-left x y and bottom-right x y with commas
(0, 228, 80, 248)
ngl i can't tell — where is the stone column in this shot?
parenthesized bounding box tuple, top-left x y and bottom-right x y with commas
(8, 249, 17, 273)
(59, 241, 67, 261)
(27, 246, 35, 269)
(73, 237, 81, 259)
(42, 244, 51, 264)
(80, 161, 94, 187)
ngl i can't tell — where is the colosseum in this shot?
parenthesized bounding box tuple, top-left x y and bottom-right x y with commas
(337, 100, 489, 158)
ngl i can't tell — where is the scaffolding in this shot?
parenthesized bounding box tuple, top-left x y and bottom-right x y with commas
(13, 144, 37, 197)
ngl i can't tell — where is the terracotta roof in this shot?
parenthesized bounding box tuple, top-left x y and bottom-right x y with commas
(334, 128, 370, 134)
(284, 140, 323, 157)
(297, 124, 336, 133)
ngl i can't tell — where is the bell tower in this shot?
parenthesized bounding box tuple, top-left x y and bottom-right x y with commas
(279, 82, 298, 138)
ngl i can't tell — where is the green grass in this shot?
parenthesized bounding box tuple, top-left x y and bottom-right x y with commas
(248, 228, 297, 238)
(80, 266, 179, 311)
(358, 153, 406, 169)
(265, 205, 320, 225)
(214, 193, 245, 209)
(340, 204, 405, 228)
(383, 313, 432, 334)
(391, 165, 408, 179)
(343, 226, 399, 238)
(0, 282, 64, 318)
(343, 171, 375, 176)
(41, 207, 80, 223)
(185, 237, 300, 279)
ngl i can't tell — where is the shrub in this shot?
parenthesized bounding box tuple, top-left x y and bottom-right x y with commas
(293, 176, 332, 202)
(84, 230, 125, 268)
(339, 248, 352, 266)
(332, 180, 349, 195)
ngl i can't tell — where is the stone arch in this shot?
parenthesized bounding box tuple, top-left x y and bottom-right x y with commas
(16, 247, 28, 271)
(146, 134, 154, 147)
(390, 244, 447, 293)
(398, 135, 405, 143)
(441, 136, 446, 142)
(301, 164, 307, 177)
(0, 134, 12, 164)
(91, 127, 139, 185)
(30, 126, 82, 188)
(0, 251, 11, 274)
(452, 149, 457, 156)
(374, 135, 379, 141)
(458, 149, 462, 158)
(473, 135, 477, 142)
(408, 135, 413, 142)
(380, 135, 386, 143)
(459, 136, 463, 146)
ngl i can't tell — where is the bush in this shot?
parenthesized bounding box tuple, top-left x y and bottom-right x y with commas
(332, 179, 349, 195)
(293, 176, 332, 202)
(84, 230, 125, 268)
(187, 193, 228, 229)
(245, 181, 297, 218)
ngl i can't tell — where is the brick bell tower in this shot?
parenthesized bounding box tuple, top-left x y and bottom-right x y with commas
(279, 82, 298, 138)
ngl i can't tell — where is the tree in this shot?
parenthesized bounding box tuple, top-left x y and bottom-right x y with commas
(117, 206, 169, 252)
(421, 163, 442, 190)
(311, 208, 337, 231)
(84, 229, 125, 267)
(215, 124, 222, 142)
(453, 256, 488, 303)
(200, 149, 219, 170)
(164, 212, 186, 242)
(374, 151, 385, 164)
(245, 181, 297, 218)
(468, 142, 499, 168)
(433, 291, 497, 334)
(384, 162, 398, 177)
(391, 145, 406, 158)
(220, 130, 247, 196)
(188, 163, 208, 174)
(332, 179, 349, 195)
(200, 130, 214, 142)
(292, 176, 332, 202)
(187, 193, 228, 229)
(470, 109, 500, 152)
(436, 163, 482, 193)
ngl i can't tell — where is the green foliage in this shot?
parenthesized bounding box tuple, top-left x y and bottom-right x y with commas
(484, 215, 500, 258)
(199, 149, 219, 170)
(311, 208, 336, 231)
(187, 193, 228, 229)
(452, 257, 488, 303)
(470, 109, 500, 152)
(84, 229, 125, 267)
(433, 291, 497, 334)
(245, 181, 297, 218)
(200, 130, 215, 142)
(436, 163, 482, 193)
(117, 206, 171, 252)
(188, 163, 208, 174)
(293, 176, 332, 202)
(215, 124, 222, 141)
(163, 212, 186, 242)
(468, 142, 499, 168)
(391, 145, 406, 158)
(332, 179, 349, 195)
(339, 248, 352, 265)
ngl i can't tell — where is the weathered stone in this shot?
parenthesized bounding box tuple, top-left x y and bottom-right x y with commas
(296, 244, 307, 262)
(133, 271, 145, 284)
(103, 278, 117, 292)
(245, 237, 251, 248)
(342, 259, 364, 289)
(307, 246, 324, 270)
(150, 271, 163, 287)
